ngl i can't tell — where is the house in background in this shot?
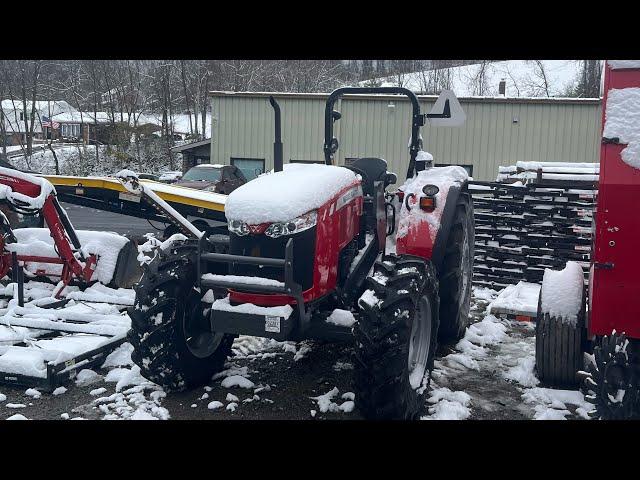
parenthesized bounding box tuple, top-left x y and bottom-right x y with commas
(170, 138, 211, 172)
(1, 100, 77, 146)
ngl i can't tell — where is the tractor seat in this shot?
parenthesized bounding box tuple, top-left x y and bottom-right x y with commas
(346, 157, 389, 197)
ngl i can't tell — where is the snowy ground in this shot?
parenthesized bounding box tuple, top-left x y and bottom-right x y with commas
(0, 280, 592, 420)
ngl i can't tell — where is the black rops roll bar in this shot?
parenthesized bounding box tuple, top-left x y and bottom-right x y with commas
(323, 87, 424, 180)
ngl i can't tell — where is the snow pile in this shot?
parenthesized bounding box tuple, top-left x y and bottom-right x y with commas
(540, 261, 584, 324)
(426, 312, 510, 419)
(25, 388, 41, 398)
(397, 165, 469, 244)
(221, 375, 255, 389)
(93, 383, 169, 420)
(489, 281, 541, 317)
(225, 163, 358, 224)
(101, 342, 134, 368)
(425, 387, 472, 420)
(231, 335, 282, 357)
(75, 369, 102, 386)
(603, 87, 640, 169)
(326, 309, 356, 327)
(67, 283, 135, 306)
(6, 414, 29, 420)
(9, 228, 131, 285)
(207, 401, 224, 410)
(472, 286, 499, 303)
(501, 339, 539, 388)
(0, 348, 48, 378)
(310, 387, 355, 414)
(53, 386, 67, 395)
(521, 387, 591, 420)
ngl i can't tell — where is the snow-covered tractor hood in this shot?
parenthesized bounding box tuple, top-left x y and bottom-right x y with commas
(225, 163, 358, 224)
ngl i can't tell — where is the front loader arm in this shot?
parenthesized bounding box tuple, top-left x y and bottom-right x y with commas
(116, 170, 203, 239)
(0, 166, 96, 293)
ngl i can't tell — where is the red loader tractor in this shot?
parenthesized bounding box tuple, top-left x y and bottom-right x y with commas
(0, 167, 139, 296)
(535, 61, 640, 419)
(128, 87, 473, 419)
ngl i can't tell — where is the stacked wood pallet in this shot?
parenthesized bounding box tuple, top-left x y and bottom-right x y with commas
(469, 161, 598, 289)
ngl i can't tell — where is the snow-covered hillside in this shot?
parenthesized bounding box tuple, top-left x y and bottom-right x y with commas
(360, 60, 593, 98)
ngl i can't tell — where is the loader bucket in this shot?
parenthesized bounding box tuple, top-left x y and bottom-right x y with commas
(109, 238, 143, 289)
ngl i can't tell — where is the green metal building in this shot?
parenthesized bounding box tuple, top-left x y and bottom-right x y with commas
(209, 91, 601, 182)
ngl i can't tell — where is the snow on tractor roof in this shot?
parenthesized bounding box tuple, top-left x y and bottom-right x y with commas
(225, 163, 357, 224)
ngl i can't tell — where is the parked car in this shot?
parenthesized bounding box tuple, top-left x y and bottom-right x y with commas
(175, 164, 246, 194)
(159, 171, 183, 183)
(138, 173, 160, 181)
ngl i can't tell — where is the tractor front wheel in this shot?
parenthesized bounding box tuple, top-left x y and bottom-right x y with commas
(353, 254, 439, 420)
(127, 239, 234, 391)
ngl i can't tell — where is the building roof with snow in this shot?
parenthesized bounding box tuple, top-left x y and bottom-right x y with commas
(1, 100, 77, 116)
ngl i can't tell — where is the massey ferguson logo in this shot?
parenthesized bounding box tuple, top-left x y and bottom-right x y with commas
(0, 175, 19, 184)
(248, 224, 267, 234)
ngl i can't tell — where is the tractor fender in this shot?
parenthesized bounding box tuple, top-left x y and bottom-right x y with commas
(430, 185, 465, 271)
(395, 182, 466, 272)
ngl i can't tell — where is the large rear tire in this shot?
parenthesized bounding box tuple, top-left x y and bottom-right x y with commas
(127, 239, 234, 391)
(438, 192, 474, 342)
(535, 288, 585, 387)
(353, 254, 439, 420)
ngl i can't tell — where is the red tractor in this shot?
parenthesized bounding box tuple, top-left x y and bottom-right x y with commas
(535, 61, 640, 419)
(127, 87, 473, 419)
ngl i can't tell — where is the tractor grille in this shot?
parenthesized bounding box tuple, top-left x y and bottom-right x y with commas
(229, 227, 316, 291)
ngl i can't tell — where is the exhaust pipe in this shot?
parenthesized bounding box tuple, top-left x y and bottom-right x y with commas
(269, 96, 283, 172)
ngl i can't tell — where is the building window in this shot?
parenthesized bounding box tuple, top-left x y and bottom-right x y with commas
(435, 163, 473, 177)
(231, 157, 265, 180)
(62, 124, 81, 138)
(290, 159, 325, 165)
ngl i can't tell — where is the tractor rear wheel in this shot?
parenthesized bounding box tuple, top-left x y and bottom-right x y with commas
(127, 239, 234, 391)
(353, 254, 439, 420)
(580, 333, 640, 419)
(438, 192, 474, 342)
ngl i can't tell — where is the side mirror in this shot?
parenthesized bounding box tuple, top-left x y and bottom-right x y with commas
(385, 172, 397, 186)
(331, 110, 342, 121)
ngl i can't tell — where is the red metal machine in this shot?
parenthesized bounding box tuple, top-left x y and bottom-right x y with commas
(127, 88, 473, 419)
(536, 60, 640, 419)
(589, 63, 640, 338)
(0, 166, 98, 297)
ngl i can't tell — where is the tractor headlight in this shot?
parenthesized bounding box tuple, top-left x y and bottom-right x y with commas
(228, 219, 250, 236)
(265, 210, 317, 238)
